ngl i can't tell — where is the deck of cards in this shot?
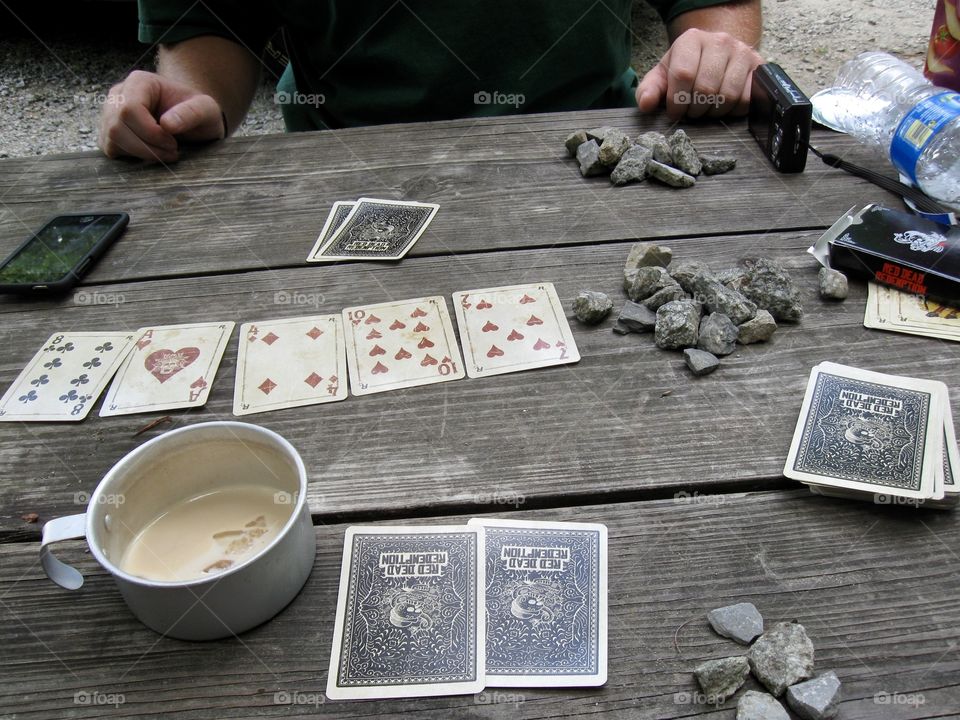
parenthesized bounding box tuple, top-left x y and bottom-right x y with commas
(864, 282, 960, 343)
(326, 519, 607, 700)
(784, 362, 959, 509)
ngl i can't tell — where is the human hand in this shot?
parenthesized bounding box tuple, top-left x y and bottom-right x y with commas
(99, 70, 225, 162)
(636, 29, 763, 120)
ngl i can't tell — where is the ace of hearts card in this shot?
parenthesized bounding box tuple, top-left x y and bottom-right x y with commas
(452, 283, 580, 379)
(100, 322, 234, 417)
(341, 296, 464, 395)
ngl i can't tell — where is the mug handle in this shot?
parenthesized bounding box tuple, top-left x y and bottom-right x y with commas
(40, 514, 87, 590)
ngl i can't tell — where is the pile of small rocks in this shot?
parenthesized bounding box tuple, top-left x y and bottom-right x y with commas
(571, 242, 806, 377)
(564, 127, 736, 187)
(693, 602, 842, 719)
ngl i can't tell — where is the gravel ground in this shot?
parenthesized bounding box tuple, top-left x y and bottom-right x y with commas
(0, 0, 934, 158)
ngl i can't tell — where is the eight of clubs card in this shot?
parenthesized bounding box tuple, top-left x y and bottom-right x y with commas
(341, 296, 464, 395)
(469, 518, 607, 687)
(326, 525, 485, 700)
(101, 322, 234, 416)
(0, 332, 136, 422)
(309, 198, 439, 262)
(233, 315, 347, 415)
(453, 283, 580, 378)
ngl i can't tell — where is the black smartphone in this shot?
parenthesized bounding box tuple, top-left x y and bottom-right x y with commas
(0, 213, 129, 295)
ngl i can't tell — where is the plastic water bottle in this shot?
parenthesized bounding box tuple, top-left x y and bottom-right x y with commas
(814, 51, 960, 209)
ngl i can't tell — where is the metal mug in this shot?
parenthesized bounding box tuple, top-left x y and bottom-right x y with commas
(40, 421, 316, 640)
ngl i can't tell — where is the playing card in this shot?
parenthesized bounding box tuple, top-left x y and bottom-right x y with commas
(306, 201, 355, 262)
(865, 282, 960, 341)
(944, 402, 960, 494)
(784, 362, 945, 499)
(452, 283, 580, 379)
(341, 296, 464, 395)
(468, 518, 607, 687)
(309, 198, 439, 262)
(326, 525, 485, 700)
(233, 315, 347, 416)
(0, 332, 136, 422)
(100, 322, 234, 417)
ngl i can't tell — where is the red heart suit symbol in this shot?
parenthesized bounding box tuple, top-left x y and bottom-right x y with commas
(476, 300, 493, 310)
(395, 348, 412, 360)
(418, 337, 434, 349)
(413, 321, 429, 333)
(482, 321, 499, 332)
(390, 320, 406, 330)
(145, 347, 200, 383)
(519, 294, 536, 304)
(410, 308, 428, 318)
(420, 354, 438, 366)
(371, 362, 389, 374)
(366, 329, 382, 340)
(533, 338, 550, 351)
(507, 329, 524, 341)
(526, 315, 543, 326)
(365, 314, 381, 325)
(369, 344, 386, 356)
(487, 345, 504, 358)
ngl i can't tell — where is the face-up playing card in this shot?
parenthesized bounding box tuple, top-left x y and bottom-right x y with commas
(326, 525, 485, 700)
(233, 315, 347, 416)
(468, 518, 607, 687)
(0, 332, 136, 422)
(452, 283, 580, 379)
(100, 322, 234, 417)
(308, 198, 439, 262)
(306, 201, 355, 263)
(784, 362, 946, 499)
(864, 282, 960, 342)
(341, 296, 464, 395)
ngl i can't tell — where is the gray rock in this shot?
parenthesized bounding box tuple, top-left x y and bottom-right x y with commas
(564, 129, 588, 157)
(670, 261, 712, 294)
(818, 267, 848, 301)
(626, 265, 673, 301)
(585, 126, 619, 143)
(668, 129, 702, 176)
(625, 242, 672, 272)
(612, 321, 632, 335)
(694, 656, 750, 704)
(707, 602, 764, 645)
(691, 273, 757, 325)
(576, 140, 606, 177)
(698, 313, 739, 356)
(635, 131, 673, 164)
(785, 671, 841, 720)
(586, 126, 632, 167)
(618, 301, 658, 333)
(611, 145, 652, 185)
(749, 622, 815, 697)
(572, 291, 613, 324)
(737, 691, 790, 720)
(684, 348, 720, 376)
(716, 266, 749, 288)
(738, 309, 777, 344)
(655, 299, 701, 350)
(643, 283, 687, 310)
(647, 159, 696, 188)
(737, 257, 803, 322)
(700, 154, 737, 175)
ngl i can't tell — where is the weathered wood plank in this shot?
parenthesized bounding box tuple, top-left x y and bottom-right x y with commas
(0, 107, 898, 283)
(1, 230, 958, 537)
(0, 491, 957, 718)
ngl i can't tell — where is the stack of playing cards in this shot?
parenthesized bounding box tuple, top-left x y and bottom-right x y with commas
(326, 519, 607, 700)
(306, 198, 439, 263)
(864, 282, 960, 343)
(784, 362, 959, 509)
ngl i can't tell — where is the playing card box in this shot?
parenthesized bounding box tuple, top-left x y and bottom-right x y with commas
(809, 204, 960, 306)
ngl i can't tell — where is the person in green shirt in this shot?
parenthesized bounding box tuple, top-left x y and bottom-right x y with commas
(100, 0, 762, 162)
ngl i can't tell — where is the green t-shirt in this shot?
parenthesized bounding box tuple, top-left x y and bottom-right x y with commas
(138, 0, 732, 131)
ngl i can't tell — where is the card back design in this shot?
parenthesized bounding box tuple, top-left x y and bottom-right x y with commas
(312, 198, 439, 261)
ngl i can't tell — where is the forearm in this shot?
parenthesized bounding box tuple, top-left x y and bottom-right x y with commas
(157, 35, 261, 134)
(667, 0, 761, 47)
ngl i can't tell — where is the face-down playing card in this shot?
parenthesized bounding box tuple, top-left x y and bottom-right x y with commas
(341, 296, 464, 395)
(306, 201, 355, 262)
(452, 283, 580, 379)
(468, 518, 607, 687)
(310, 198, 439, 262)
(0, 331, 136, 422)
(326, 525, 485, 700)
(100, 322, 235, 417)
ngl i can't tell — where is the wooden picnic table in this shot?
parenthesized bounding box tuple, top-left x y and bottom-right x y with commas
(0, 107, 958, 719)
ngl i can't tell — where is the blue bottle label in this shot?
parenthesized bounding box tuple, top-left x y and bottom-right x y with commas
(890, 91, 960, 184)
